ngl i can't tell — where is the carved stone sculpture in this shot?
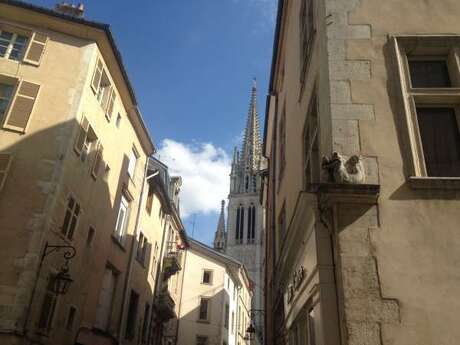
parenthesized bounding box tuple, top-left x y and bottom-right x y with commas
(322, 152, 365, 184)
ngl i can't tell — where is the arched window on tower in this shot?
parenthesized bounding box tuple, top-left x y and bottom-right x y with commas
(235, 205, 244, 244)
(247, 204, 256, 243)
(245, 175, 249, 192)
(252, 176, 257, 192)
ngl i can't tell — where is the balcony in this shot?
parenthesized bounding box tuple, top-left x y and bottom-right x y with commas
(163, 242, 182, 280)
(155, 290, 176, 321)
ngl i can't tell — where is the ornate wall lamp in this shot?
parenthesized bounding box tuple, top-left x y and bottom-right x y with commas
(41, 242, 76, 294)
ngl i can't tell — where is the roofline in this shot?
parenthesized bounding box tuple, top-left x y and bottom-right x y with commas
(189, 238, 243, 267)
(263, 0, 284, 154)
(0, 0, 155, 152)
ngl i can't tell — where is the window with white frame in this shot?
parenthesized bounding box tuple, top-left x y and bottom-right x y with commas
(394, 36, 460, 179)
(127, 147, 138, 179)
(91, 58, 116, 119)
(114, 195, 129, 243)
(0, 30, 28, 61)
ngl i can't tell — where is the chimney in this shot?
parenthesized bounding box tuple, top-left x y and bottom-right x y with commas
(54, 2, 84, 17)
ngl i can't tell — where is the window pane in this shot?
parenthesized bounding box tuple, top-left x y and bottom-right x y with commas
(409, 60, 451, 88)
(417, 107, 460, 176)
(0, 84, 14, 119)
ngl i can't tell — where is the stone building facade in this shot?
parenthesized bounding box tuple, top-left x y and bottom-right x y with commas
(176, 239, 252, 345)
(0, 2, 188, 345)
(263, 0, 460, 345)
(214, 82, 265, 344)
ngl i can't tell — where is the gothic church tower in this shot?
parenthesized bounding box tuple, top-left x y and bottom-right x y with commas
(213, 80, 265, 343)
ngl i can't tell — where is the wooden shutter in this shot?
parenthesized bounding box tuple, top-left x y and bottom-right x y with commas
(4, 80, 40, 132)
(145, 241, 152, 268)
(0, 153, 13, 192)
(106, 88, 116, 120)
(23, 32, 47, 66)
(91, 59, 103, 93)
(92, 143, 104, 178)
(74, 116, 89, 155)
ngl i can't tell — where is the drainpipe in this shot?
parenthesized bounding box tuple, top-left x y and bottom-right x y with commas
(150, 212, 170, 345)
(271, 92, 278, 345)
(118, 159, 156, 344)
(173, 247, 188, 345)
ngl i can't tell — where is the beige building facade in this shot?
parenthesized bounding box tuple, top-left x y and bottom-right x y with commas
(263, 1, 460, 345)
(0, 2, 187, 345)
(176, 239, 252, 345)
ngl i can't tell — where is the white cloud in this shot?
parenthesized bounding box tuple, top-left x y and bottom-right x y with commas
(156, 139, 231, 218)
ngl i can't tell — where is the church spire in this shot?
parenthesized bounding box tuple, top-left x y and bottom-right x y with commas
(240, 78, 262, 171)
(213, 200, 226, 252)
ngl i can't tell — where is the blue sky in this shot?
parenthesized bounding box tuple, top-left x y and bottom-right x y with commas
(27, 0, 276, 245)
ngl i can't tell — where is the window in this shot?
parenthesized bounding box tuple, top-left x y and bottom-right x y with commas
(233, 285, 236, 300)
(235, 204, 244, 244)
(0, 30, 28, 61)
(416, 107, 460, 176)
(38, 275, 58, 332)
(95, 266, 117, 330)
(0, 83, 14, 122)
(202, 270, 213, 285)
(125, 290, 139, 339)
(247, 204, 256, 243)
(408, 59, 451, 88)
(114, 195, 129, 243)
(0, 152, 13, 192)
(394, 37, 460, 180)
(142, 303, 150, 343)
(91, 58, 116, 119)
(136, 232, 150, 266)
(231, 311, 235, 334)
(278, 202, 286, 244)
(299, 0, 315, 82)
(86, 226, 95, 247)
(146, 184, 154, 214)
(127, 147, 138, 179)
(2, 79, 40, 132)
(116, 113, 122, 128)
(151, 242, 159, 279)
(198, 298, 210, 321)
(66, 306, 77, 330)
(303, 93, 319, 186)
(91, 142, 104, 178)
(61, 196, 80, 240)
(224, 304, 229, 328)
(308, 308, 316, 345)
(74, 116, 99, 171)
(196, 336, 208, 345)
(278, 106, 286, 185)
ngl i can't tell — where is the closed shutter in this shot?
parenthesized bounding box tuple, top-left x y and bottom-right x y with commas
(4, 80, 40, 132)
(91, 59, 103, 93)
(106, 88, 116, 120)
(145, 242, 152, 268)
(92, 143, 104, 178)
(0, 153, 13, 192)
(23, 32, 47, 66)
(74, 116, 89, 154)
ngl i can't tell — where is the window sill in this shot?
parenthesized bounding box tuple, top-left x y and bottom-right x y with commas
(409, 176, 460, 190)
(197, 319, 210, 324)
(111, 235, 126, 251)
